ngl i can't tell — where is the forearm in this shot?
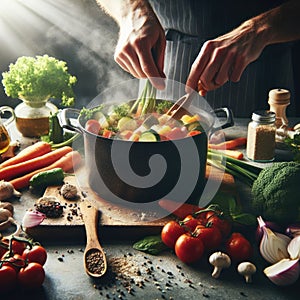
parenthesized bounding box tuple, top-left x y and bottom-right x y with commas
(96, 0, 154, 26)
(248, 0, 300, 46)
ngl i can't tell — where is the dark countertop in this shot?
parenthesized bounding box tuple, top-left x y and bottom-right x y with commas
(2, 118, 300, 300)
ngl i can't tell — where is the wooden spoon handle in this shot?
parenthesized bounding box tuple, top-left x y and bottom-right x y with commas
(80, 200, 99, 246)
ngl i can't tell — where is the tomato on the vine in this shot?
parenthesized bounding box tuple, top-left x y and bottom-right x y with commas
(175, 233, 204, 264)
(0, 265, 17, 292)
(161, 220, 186, 249)
(11, 239, 27, 255)
(1, 253, 26, 273)
(181, 215, 202, 232)
(0, 242, 8, 258)
(18, 262, 45, 289)
(194, 224, 223, 251)
(225, 232, 253, 262)
(205, 213, 232, 237)
(22, 245, 47, 266)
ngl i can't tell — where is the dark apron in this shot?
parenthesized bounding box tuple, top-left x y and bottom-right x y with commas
(149, 0, 296, 117)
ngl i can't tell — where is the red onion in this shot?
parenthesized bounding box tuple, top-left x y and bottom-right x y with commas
(256, 217, 283, 243)
(286, 223, 300, 238)
(264, 258, 300, 286)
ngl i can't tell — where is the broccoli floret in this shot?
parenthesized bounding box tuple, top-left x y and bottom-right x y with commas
(251, 161, 300, 224)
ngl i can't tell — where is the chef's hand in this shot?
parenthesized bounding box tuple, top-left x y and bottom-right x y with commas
(186, 19, 267, 96)
(114, 3, 166, 89)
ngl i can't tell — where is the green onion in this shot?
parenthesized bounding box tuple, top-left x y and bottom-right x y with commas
(207, 149, 262, 186)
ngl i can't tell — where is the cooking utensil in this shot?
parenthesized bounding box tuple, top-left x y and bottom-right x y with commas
(80, 199, 107, 278)
(60, 101, 233, 205)
(166, 92, 195, 119)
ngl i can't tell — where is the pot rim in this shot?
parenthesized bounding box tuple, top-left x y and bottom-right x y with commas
(60, 101, 233, 141)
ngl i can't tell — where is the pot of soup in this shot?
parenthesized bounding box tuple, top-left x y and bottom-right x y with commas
(60, 99, 233, 205)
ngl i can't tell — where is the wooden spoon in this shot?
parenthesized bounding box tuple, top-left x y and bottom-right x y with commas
(166, 92, 196, 120)
(80, 199, 107, 278)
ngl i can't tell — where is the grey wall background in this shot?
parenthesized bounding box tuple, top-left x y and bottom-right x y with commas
(0, 0, 131, 109)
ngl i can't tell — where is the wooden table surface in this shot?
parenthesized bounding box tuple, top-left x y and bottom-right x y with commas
(2, 118, 299, 300)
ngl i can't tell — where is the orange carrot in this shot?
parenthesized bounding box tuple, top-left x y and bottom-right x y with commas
(10, 151, 82, 190)
(213, 149, 244, 160)
(208, 137, 247, 150)
(0, 141, 52, 169)
(0, 146, 73, 181)
(158, 199, 203, 219)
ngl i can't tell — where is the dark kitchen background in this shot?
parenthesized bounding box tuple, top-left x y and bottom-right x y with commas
(0, 0, 300, 116)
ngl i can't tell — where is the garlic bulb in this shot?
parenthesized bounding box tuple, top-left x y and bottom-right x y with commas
(0, 180, 21, 201)
(264, 258, 300, 286)
(257, 216, 291, 264)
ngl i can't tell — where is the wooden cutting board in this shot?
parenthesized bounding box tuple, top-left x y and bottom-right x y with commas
(26, 165, 237, 241)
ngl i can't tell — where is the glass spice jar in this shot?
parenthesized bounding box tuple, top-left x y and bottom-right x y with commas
(246, 110, 276, 162)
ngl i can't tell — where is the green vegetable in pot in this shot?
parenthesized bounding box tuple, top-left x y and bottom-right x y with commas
(29, 168, 65, 189)
(251, 162, 300, 224)
(2, 55, 76, 106)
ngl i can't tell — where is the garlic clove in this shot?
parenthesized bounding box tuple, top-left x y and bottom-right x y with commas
(0, 180, 21, 201)
(264, 258, 300, 286)
(287, 236, 300, 260)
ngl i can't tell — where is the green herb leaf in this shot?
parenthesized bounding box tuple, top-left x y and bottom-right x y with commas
(231, 213, 256, 225)
(133, 235, 168, 255)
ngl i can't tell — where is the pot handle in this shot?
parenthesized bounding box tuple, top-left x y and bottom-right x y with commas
(210, 107, 234, 133)
(58, 108, 83, 134)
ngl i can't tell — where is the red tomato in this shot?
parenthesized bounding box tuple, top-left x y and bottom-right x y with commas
(161, 221, 186, 249)
(18, 262, 45, 289)
(206, 213, 232, 237)
(194, 225, 223, 251)
(1, 253, 26, 273)
(182, 215, 202, 232)
(11, 239, 27, 255)
(225, 232, 253, 262)
(22, 245, 47, 266)
(175, 233, 204, 264)
(0, 265, 17, 293)
(0, 242, 9, 258)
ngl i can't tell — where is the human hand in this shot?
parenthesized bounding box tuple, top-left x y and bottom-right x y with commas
(186, 20, 267, 95)
(114, 6, 166, 89)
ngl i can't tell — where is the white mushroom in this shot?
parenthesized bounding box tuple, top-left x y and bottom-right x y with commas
(209, 252, 231, 279)
(237, 262, 257, 283)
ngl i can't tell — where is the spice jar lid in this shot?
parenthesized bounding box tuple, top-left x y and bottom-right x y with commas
(268, 88, 290, 105)
(252, 110, 276, 123)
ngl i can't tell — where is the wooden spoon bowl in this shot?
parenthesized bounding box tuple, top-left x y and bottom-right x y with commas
(80, 199, 107, 278)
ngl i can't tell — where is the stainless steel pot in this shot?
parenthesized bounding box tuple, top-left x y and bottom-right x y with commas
(60, 103, 233, 205)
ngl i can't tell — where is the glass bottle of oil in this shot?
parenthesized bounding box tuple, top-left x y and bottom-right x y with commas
(0, 106, 15, 155)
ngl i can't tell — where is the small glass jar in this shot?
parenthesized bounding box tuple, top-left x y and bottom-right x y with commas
(14, 99, 58, 137)
(246, 110, 276, 162)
